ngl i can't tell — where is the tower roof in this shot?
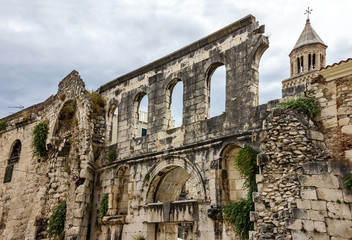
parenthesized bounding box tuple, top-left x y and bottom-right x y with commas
(292, 19, 326, 50)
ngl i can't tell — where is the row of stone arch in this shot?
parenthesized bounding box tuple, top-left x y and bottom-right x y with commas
(108, 62, 226, 142)
(105, 143, 246, 217)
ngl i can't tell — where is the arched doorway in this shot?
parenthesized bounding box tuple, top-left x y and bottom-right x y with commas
(145, 158, 205, 240)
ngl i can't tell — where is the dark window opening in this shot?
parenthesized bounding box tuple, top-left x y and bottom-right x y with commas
(3, 165, 14, 183)
(308, 54, 312, 71)
(312, 53, 316, 69)
(141, 128, 147, 137)
(297, 57, 301, 73)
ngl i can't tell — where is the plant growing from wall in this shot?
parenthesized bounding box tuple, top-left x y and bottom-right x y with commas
(277, 97, 319, 117)
(47, 202, 66, 239)
(32, 122, 49, 157)
(0, 120, 7, 131)
(222, 145, 259, 240)
(88, 91, 106, 115)
(107, 149, 117, 162)
(144, 173, 150, 182)
(344, 173, 352, 193)
(100, 193, 109, 217)
(133, 235, 146, 240)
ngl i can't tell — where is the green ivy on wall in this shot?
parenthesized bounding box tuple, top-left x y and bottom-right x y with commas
(47, 202, 66, 239)
(32, 122, 49, 157)
(222, 145, 259, 240)
(100, 193, 109, 217)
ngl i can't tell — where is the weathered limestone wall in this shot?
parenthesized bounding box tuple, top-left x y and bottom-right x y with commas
(0, 71, 101, 240)
(253, 108, 352, 239)
(308, 72, 352, 164)
(91, 15, 269, 240)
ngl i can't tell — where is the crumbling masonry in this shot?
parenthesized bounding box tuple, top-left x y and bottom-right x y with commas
(0, 15, 351, 240)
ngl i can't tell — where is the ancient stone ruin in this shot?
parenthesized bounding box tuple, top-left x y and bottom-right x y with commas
(0, 14, 351, 240)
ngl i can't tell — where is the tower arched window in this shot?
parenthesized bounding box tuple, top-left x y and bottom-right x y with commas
(207, 63, 226, 118)
(4, 140, 21, 183)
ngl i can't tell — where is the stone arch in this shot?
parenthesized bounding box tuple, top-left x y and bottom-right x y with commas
(4, 139, 22, 183)
(219, 144, 247, 205)
(145, 156, 206, 203)
(108, 166, 130, 216)
(107, 103, 119, 144)
(166, 78, 183, 128)
(205, 62, 226, 118)
(53, 99, 77, 137)
(134, 92, 148, 137)
(9, 139, 21, 160)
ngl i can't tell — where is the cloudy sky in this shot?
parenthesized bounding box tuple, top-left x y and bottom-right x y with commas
(0, 0, 351, 119)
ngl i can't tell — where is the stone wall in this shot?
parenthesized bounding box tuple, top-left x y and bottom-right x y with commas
(253, 107, 352, 239)
(0, 71, 101, 240)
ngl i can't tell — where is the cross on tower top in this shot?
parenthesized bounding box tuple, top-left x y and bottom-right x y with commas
(305, 7, 313, 20)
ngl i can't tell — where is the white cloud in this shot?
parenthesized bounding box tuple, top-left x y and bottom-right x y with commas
(0, 0, 352, 118)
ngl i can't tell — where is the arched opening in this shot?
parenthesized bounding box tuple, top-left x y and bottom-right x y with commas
(4, 140, 22, 183)
(167, 79, 183, 128)
(135, 93, 148, 137)
(147, 163, 202, 240)
(55, 100, 76, 137)
(108, 166, 130, 216)
(111, 107, 118, 144)
(220, 144, 247, 205)
(207, 63, 226, 118)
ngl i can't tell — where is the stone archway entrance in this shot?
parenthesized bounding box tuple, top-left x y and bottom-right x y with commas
(145, 159, 205, 240)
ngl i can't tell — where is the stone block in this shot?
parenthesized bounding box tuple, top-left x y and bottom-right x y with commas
(302, 162, 328, 175)
(73, 209, 84, 218)
(311, 200, 326, 211)
(314, 221, 326, 232)
(286, 219, 302, 230)
(317, 188, 343, 201)
(307, 130, 324, 141)
(326, 219, 352, 238)
(310, 232, 329, 240)
(341, 125, 352, 135)
(292, 208, 309, 220)
(299, 174, 339, 189)
(339, 117, 350, 126)
(327, 202, 351, 219)
(296, 199, 311, 209)
(300, 187, 317, 200)
(309, 210, 327, 221)
(291, 230, 310, 240)
(302, 219, 314, 231)
(342, 190, 352, 203)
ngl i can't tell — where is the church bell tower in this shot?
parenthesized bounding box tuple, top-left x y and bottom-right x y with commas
(283, 8, 327, 88)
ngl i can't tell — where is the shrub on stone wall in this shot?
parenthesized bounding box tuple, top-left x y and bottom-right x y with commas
(47, 202, 66, 239)
(277, 97, 319, 117)
(0, 120, 7, 131)
(32, 122, 49, 157)
(88, 91, 106, 115)
(100, 193, 109, 217)
(222, 145, 259, 240)
(107, 149, 117, 162)
(133, 235, 146, 240)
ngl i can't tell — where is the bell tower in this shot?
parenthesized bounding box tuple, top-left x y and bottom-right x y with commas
(283, 8, 327, 88)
